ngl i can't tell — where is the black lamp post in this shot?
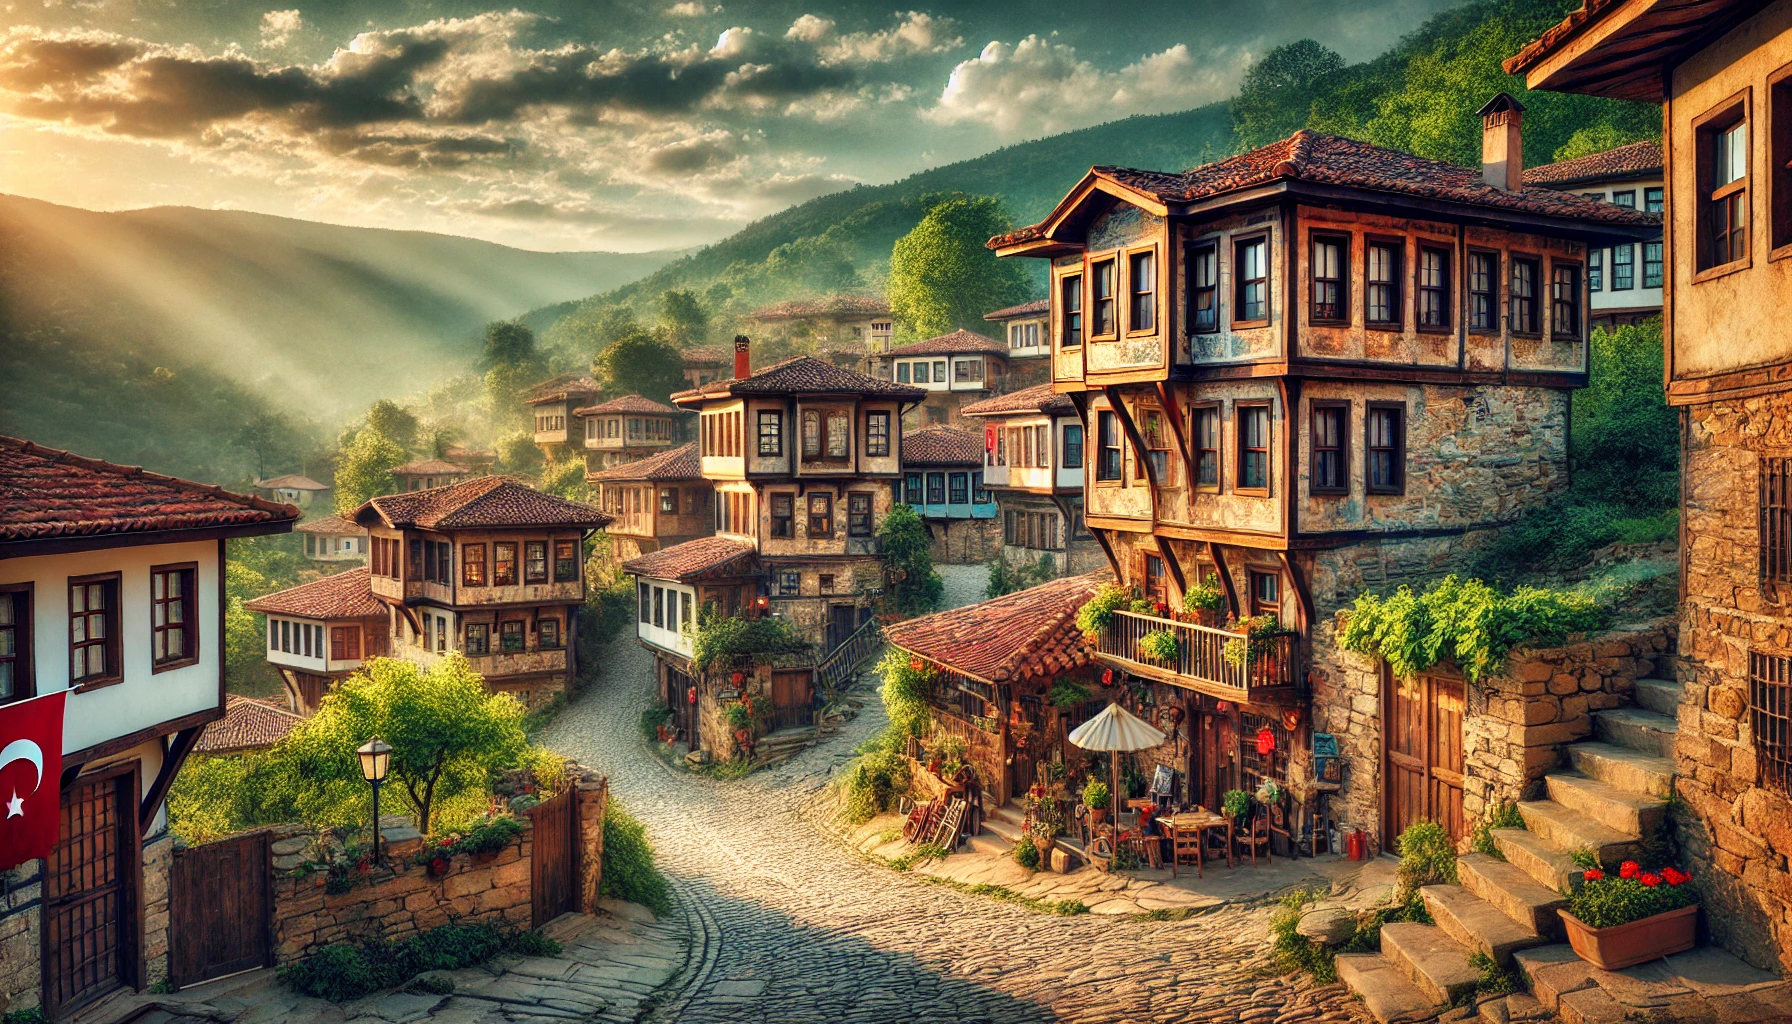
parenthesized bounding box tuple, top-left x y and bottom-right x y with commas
(357, 737, 392, 866)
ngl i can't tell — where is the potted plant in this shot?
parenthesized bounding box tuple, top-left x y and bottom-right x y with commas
(1075, 584, 1132, 643)
(1222, 788, 1253, 827)
(1082, 779, 1111, 824)
(725, 702, 753, 745)
(1559, 862, 1699, 970)
(1138, 628, 1180, 664)
(1184, 574, 1226, 626)
(1222, 615, 1284, 671)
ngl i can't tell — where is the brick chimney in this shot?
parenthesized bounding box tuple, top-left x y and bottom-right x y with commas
(733, 334, 751, 380)
(1477, 92, 1526, 190)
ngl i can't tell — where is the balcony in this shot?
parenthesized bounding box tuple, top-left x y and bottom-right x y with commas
(1094, 609, 1301, 704)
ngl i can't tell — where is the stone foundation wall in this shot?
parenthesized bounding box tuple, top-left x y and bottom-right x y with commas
(0, 862, 41, 1014)
(142, 834, 174, 989)
(927, 517, 1001, 565)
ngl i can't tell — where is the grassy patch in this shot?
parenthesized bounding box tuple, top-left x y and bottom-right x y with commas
(1270, 887, 1337, 983)
(693, 757, 758, 781)
(1469, 950, 1519, 996)
(600, 801, 673, 916)
(1471, 802, 1526, 858)
(883, 843, 948, 872)
(917, 876, 1088, 915)
(1133, 907, 1209, 922)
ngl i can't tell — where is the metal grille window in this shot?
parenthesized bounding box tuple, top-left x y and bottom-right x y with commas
(1188, 244, 1218, 333)
(1061, 274, 1083, 346)
(1763, 457, 1792, 584)
(1367, 241, 1402, 326)
(1311, 403, 1347, 495)
(1469, 252, 1497, 330)
(1752, 651, 1792, 796)
(1419, 247, 1450, 328)
(1311, 235, 1346, 322)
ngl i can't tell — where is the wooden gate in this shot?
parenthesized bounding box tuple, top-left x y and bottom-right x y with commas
(1383, 668, 1466, 849)
(44, 766, 140, 1020)
(169, 832, 271, 987)
(528, 787, 579, 928)
(769, 669, 814, 731)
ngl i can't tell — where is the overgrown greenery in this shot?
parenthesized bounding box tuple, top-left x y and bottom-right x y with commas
(1396, 821, 1460, 892)
(1471, 802, 1527, 857)
(1340, 575, 1607, 683)
(1075, 584, 1132, 637)
(688, 604, 811, 672)
(278, 922, 557, 1001)
(1047, 679, 1092, 710)
(986, 550, 1057, 599)
(839, 728, 914, 825)
(223, 533, 312, 700)
(1013, 835, 1041, 870)
(1270, 887, 1339, 983)
(1138, 629, 1181, 663)
(879, 504, 944, 616)
(600, 801, 673, 916)
(1469, 950, 1519, 996)
(887, 195, 1033, 340)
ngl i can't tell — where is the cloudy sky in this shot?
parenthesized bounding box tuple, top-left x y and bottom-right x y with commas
(0, 0, 1463, 252)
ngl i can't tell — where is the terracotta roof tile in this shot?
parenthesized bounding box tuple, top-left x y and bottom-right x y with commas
(983, 299, 1050, 321)
(572, 395, 682, 417)
(391, 459, 465, 476)
(525, 373, 603, 405)
(990, 131, 1660, 248)
(883, 571, 1112, 684)
(357, 476, 610, 531)
(672, 356, 925, 404)
(0, 435, 299, 544)
(589, 443, 702, 482)
(748, 296, 890, 320)
(621, 536, 760, 582)
(682, 346, 733, 367)
(294, 514, 366, 536)
(900, 426, 985, 467)
(196, 695, 303, 754)
(1524, 140, 1663, 187)
(961, 383, 1076, 418)
(256, 474, 329, 490)
(245, 567, 386, 619)
(887, 330, 1007, 357)
(1504, 0, 1628, 76)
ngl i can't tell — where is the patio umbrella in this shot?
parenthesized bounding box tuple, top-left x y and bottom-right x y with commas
(1068, 702, 1167, 827)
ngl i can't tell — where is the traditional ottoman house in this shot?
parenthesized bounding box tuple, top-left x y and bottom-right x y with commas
(243, 567, 390, 714)
(573, 395, 685, 473)
(351, 476, 610, 709)
(989, 107, 1657, 853)
(193, 695, 301, 755)
(526, 374, 603, 460)
(881, 330, 1010, 428)
(442, 447, 497, 475)
(253, 473, 328, 508)
(1509, 0, 1792, 978)
(0, 435, 298, 1018)
(390, 459, 469, 492)
(963, 383, 1105, 577)
(984, 299, 1054, 388)
(1525, 140, 1665, 327)
(682, 347, 732, 390)
(294, 513, 367, 563)
(745, 296, 893, 364)
(588, 442, 713, 564)
(898, 426, 998, 564)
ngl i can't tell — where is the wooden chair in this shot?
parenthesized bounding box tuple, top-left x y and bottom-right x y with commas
(1236, 811, 1272, 866)
(1204, 822, 1234, 869)
(1122, 830, 1161, 871)
(1071, 802, 1093, 846)
(1170, 824, 1203, 878)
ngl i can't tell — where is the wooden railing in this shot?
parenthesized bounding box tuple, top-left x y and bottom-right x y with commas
(1096, 609, 1300, 697)
(817, 618, 883, 693)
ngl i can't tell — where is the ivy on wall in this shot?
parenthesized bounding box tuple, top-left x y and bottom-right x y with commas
(1338, 575, 1606, 683)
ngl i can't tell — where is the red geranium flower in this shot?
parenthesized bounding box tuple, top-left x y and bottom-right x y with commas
(1619, 860, 1640, 879)
(1640, 872, 1661, 887)
(1662, 867, 1690, 886)
(1582, 868, 1604, 881)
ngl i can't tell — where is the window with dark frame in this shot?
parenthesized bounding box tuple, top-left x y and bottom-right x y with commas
(926, 472, 946, 505)
(1092, 258, 1116, 336)
(904, 474, 922, 504)
(1762, 456, 1792, 587)
(0, 587, 29, 704)
(151, 564, 197, 668)
(771, 493, 794, 537)
(1188, 243, 1219, 333)
(69, 575, 119, 684)
(848, 493, 873, 536)
(1096, 410, 1122, 482)
(1612, 244, 1635, 290)
(1418, 247, 1450, 329)
(1366, 239, 1402, 327)
(1238, 404, 1270, 492)
(1310, 234, 1346, 322)
(943, 473, 964, 505)
(1128, 250, 1155, 332)
(1192, 405, 1220, 489)
(539, 617, 562, 650)
(554, 540, 580, 582)
(1644, 242, 1664, 288)
(1510, 256, 1541, 334)
(866, 411, 891, 458)
(1751, 651, 1792, 797)
(524, 541, 548, 584)
(1310, 403, 1347, 495)
(758, 410, 782, 456)
(495, 542, 517, 586)
(1699, 105, 1749, 270)
(1063, 424, 1083, 469)
(1367, 403, 1406, 495)
(1061, 274, 1083, 347)
(661, 488, 677, 514)
(808, 492, 833, 537)
(436, 614, 448, 653)
(1249, 570, 1280, 620)
(973, 471, 990, 503)
(1469, 251, 1497, 331)
(1613, 189, 1637, 208)
(777, 571, 801, 596)
(1235, 237, 1267, 323)
(1551, 263, 1582, 339)
(802, 409, 821, 457)
(462, 543, 486, 587)
(500, 620, 524, 653)
(1589, 249, 1603, 291)
(1144, 554, 1167, 603)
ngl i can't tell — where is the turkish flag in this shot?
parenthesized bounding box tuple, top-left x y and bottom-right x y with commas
(0, 690, 65, 870)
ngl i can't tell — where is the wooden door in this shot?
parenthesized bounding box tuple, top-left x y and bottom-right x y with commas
(1195, 713, 1236, 812)
(169, 832, 271, 987)
(1383, 669, 1466, 850)
(528, 788, 578, 928)
(44, 767, 140, 1019)
(769, 670, 814, 731)
(826, 604, 856, 653)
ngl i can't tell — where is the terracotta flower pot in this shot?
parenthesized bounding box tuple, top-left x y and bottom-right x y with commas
(1090, 806, 1108, 824)
(1559, 904, 1697, 970)
(428, 857, 451, 878)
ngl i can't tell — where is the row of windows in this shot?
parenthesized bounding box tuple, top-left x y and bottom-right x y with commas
(1589, 242, 1665, 292)
(902, 472, 991, 507)
(1059, 250, 1159, 345)
(269, 618, 383, 661)
(1691, 72, 1792, 273)
(640, 583, 694, 635)
(413, 612, 557, 655)
(585, 416, 676, 441)
(0, 565, 198, 704)
(1005, 509, 1062, 550)
(1009, 322, 1043, 349)
(723, 409, 894, 460)
(1580, 187, 1664, 212)
(893, 358, 988, 385)
(370, 536, 579, 588)
(533, 413, 567, 433)
(989, 424, 1084, 470)
(599, 485, 702, 518)
(766, 491, 876, 538)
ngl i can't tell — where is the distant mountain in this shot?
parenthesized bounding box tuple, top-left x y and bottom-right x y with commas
(0, 195, 675, 482)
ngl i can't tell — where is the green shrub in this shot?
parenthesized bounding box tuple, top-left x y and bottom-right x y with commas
(281, 943, 377, 1001)
(1081, 779, 1109, 810)
(600, 801, 673, 916)
(3, 1009, 49, 1024)
(1469, 950, 1518, 995)
(1221, 615, 1283, 669)
(1184, 574, 1226, 612)
(879, 503, 945, 615)
(878, 648, 932, 738)
(506, 930, 563, 958)
(724, 703, 752, 731)
(839, 727, 912, 825)
(278, 923, 537, 1001)
(449, 815, 523, 857)
(986, 551, 1057, 599)
(640, 706, 671, 743)
(1222, 789, 1252, 822)
(1013, 835, 1040, 870)
(1047, 679, 1092, 710)
(1137, 629, 1180, 662)
(1470, 802, 1525, 857)
(1340, 575, 1606, 684)
(1396, 821, 1458, 898)
(1074, 584, 1132, 636)
(689, 609, 810, 672)
(1270, 887, 1337, 983)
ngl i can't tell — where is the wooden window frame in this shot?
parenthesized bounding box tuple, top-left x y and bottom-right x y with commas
(0, 583, 33, 705)
(1417, 244, 1452, 332)
(68, 572, 122, 690)
(1366, 401, 1407, 496)
(807, 492, 834, 538)
(499, 619, 525, 653)
(1694, 89, 1752, 280)
(1125, 246, 1157, 335)
(1233, 235, 1270, 328)
(1644, 242, 1665, 289)
(1550, 260, 1584, 341)
(660, 488, 678, 515)
(948, 472, 970, 505)
(149, 562, 199, 673)
(523, 540, 548, 585)
(1309, 232, 1349, 325)
(1142, 409, 1177, 487)
(770, 492, 795, 538)
(865, 411, 891, 458)
(926, 472, 947, 505)
(462, 543, 487, 587)
(1095, 409, 1123, 484)
(904, 473, 922, 505)
(1309, 401, 1349, 496)
(1236, 402, 1272, 496)
(1365, 235, 1405, 330)
(1186, 240, 1220, 335)
(1773, 64, 1792, 259)
(1090, 256, 1118, 340)
(848, 492, 874, 537)
(1063, 423, 1084, 470)
(757, 410, 782, 456)
(553, 539, 580, 583)
(1467, 249, 1499, 333)
(1059, 271, 1084, 348)
(1508, 254, 1542, 336)
(1248, 568, 1281, 620)
(538, 616, 564, 651)
(1191, 403, 1221, 492)
(329, 625, 361, 662)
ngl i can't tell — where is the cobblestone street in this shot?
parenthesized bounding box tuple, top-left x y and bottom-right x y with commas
(539, 564, 1373, 1024)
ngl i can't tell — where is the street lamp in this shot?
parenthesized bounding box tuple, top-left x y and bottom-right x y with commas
(357, 737, 392, 866)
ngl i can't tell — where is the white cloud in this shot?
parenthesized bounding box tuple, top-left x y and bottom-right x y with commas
(666, 2, 715, 16)
(259, 9, 302, 49)
(786, 11, 959, 64)
(925, 35, 1250, 137)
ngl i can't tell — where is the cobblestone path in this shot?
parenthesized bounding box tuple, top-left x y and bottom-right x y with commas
(540, 564, 1370, 1024)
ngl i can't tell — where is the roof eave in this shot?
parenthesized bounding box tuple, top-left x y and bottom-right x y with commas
(1272, 179, 1661, 244)
(0, 517, 296, 559)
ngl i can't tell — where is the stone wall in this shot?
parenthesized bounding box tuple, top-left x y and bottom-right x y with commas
(926, 517, 1001, 565)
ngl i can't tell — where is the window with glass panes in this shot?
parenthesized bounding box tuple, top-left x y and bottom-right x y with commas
(1192, 406, 1220, 489)
(1367, 240, 1402, 326)
(1063, 424, 1083, 469)
(926, 472, 946, 505)
(1645, 187, 1663, 212)
(1469, 252, 1497, 330)
(540, 617, 562, 649)
(1702, 113, 1749, 268)
(1128, 250, 1155, 331)
(1612, 244, 1635, 290)
(866, 411, 890, 457)
(1644, 242, 1664, 288)
(1311, 235, 1346, 322)
(849, 493, 873, 536)
(151, 564, 196, 667)
(0, 587, 29, 704)
(1097, 411, 1122, 481)
(1551, 263, 1581, 338)
(1510, 257, 1540, 333)
(1613, 189, 1637, 208)
(494, 542, 516, 585)
(69, 575, 118, 683)
(462, 544, 486, 586)
(949, 473, 969, 504)
(1188, 243, 1218, 333)
(1418, 247, 1450, 329)
(1235, 237, 1267, 322)
(1092, 258, 1116, 336)
(808, 492, 833, 536)
(501, 620, 524, 652)
(1589, 249, 1603, 291)
(524, 541, 548, 583)
(757, 410, 782, 455)
(554, 540, 580, 582)
(1367, 403, 1405, 494)
(1061, 274, 1083, 347)
(1311, 403, 1347, 494)
(1238, 405, 1270, 491)
(771, 493, 793, 537)
(904, 474, 922, 504)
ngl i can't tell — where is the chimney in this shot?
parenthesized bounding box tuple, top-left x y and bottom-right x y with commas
(733, 334, 751, 380)
(1477, 92, 1526, 190)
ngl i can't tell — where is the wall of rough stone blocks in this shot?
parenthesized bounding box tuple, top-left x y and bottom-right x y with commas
(0, 861, 41, 1015)
(926, 517, 1001, 565)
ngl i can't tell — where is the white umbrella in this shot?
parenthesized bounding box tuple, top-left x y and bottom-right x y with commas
(1068, 702, 1167, 830)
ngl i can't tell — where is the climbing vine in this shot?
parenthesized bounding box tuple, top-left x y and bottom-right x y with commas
(1338, 575, 1606, 683)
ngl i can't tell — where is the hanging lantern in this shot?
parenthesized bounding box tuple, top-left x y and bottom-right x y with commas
(1215, 700, 1233, 713)
(687, 686, 698, 705)
(1101, 668, 1114, 687)
(730, 671, 745, 685)
(1280, 708, 1303, 732)
(1256, 726, 1276, 756)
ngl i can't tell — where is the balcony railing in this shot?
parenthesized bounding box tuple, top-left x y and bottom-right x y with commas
(1096, 609, 1301, 701)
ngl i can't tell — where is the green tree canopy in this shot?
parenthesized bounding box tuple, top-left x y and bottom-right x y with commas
(595, 328, 688, 405)
(878, 503, 943, 616)
(538, 456, 587, 500)
(480, 321, 541, 373)
(334, 427, 405, 514)
(1231, 40, 1348, 150)
(657, 290, 709, 348)
(887, 195, 1034, 339)
(364, 399, 420, 453)
(480, 322, 547, 432)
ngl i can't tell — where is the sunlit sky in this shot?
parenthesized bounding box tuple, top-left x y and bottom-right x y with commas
(0, 0, 1464, 252)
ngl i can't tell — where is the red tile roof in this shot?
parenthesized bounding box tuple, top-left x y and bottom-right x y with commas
(294, 514, 365, 536)
(672, 356, 925, 404)
(748, 296, 891, 320)
(525, 373, 603, 405)
(984, 299, 1050, 321)
(443, 447, 495, 464)
(356, 476, 610, 531)
(884, 571, 1111, 684)
(990, 131, 1661, 249)
(901, 426, 985, 467)
(196, 695, 303, 754)
(245, 567, 386, 619)
(0, 435, 299, 545)
(256, 474, 329, 491)
(961, 383, 1076, 418)
(391, 459, 466, 476)
(573, 395, 681, 417)
(682, 346, 732, 367)
(1524, 140, 1662, 187)
(622, 536, 760, 582)
(887, 330, 1007, 357)
(590, 443, 702, 482)
(1503, 0, 1628, 77)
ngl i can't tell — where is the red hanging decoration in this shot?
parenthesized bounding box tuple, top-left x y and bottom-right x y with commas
(1101, 668, 1114, 686)
(730, 671, 745, 685)
(687, 686, 697, 705)
(1256, 726, 1276, 756)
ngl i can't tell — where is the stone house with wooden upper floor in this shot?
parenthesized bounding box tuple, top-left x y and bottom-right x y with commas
(984, 299, 1054, 389)
(293, 513, 366, 563)
(746, 296, 893, 367)
(898, 426, 999, 565)
(572, 394, 687, 474)
(588, 442, 712, 565)
(244, 567, 391, 714)
(253, 474, 328, 508)
(682, 346, 732, 390)
(389, 459, 469, 492)
(1525, 139, 1665, 327)
(962, 382, 1106, 578)
(879, 329, 1010, 429)
(526, 374, 604, 461)
(0, 435, 298, 1020)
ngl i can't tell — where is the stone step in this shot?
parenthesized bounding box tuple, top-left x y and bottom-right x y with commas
(989, 801, 1027, 828)
(1456, 852, 1567, 938)
(1336, 953, 1445, 1024)
(1491, 828, 1583, 893)
(1512, 945, 1595, 1012)
(982, 816, 1025, 845)
(1515, 801, 1641, 866)
(1419, 884, 1549, 966)
(1632, 678, 1682, 717)
(1543, 771, 1666, 836)
(964, 832, 1011, 857)
(1566, 742, 1674, 800)
(1379, 921, 1481, 1007)
(1592, 707, 1676, 759)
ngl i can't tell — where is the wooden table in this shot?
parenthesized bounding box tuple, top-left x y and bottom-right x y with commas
(1162, 812, 1233, 877)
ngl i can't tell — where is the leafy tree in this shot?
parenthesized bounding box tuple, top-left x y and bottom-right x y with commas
(1572, 319, 1677, 510)
(480, 321, 540, 373)
(334, 428, 405, 514)
(496, 431, 544, 475)
(364, 399, 420, 453)
(986, 551, 1058, 599)
(547, 304, 640, 369)
(595, 328, 688, 405)
(1553, 123, 1655, 163)
(888, 195, 1034, 339)
(657, 290, 709, 348)
(878, 503, 943, 616)
(1231, 40, 1348, 150)
(480, 321, 547, 431)
(538, 456, 587, 501)
(233, 411, 303, 481)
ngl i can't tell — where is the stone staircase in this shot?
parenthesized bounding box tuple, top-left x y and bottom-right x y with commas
(752, 726, 817, 766)
(966, 797, 1024, 856)
(1338, 677, 1678, 1023)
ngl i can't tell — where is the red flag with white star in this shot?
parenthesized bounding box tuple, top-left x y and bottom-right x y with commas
(0, 690, 65, 870)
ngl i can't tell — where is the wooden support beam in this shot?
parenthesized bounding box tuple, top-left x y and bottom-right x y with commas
(1276, 551, 1316, 636)
(141, 725, 204, 833)
(1206, 541, 1242, 620)
(1154, 381, 1198, 496)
